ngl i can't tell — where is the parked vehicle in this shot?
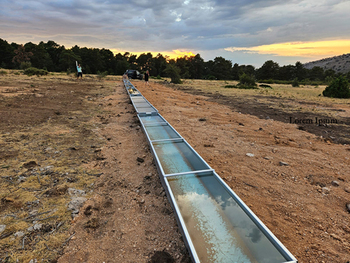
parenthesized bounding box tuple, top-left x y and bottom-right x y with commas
(125, 69, 143, 80)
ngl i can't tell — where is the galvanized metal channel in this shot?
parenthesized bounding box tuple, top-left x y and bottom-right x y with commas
(123, 79, 298, 263)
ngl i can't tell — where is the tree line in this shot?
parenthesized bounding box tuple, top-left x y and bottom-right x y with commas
(1, 38, 349, 84)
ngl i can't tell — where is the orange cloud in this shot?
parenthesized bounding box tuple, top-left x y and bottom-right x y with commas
(225, 39, 350, 58)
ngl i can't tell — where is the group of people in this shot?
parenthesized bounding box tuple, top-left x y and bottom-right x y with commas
(122, 70, 150, 86)
(76, 62, 150, 86)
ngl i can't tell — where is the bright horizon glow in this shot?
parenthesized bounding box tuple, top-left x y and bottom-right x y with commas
(109, 49, 196, 60)
(225, 39, 350, 58)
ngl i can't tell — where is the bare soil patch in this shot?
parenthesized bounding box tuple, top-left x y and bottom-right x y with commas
(172, 85, 350, 145)
(134, 80, 350, 263)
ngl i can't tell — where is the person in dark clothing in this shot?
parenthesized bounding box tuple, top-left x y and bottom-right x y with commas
(144, 70, 149, 86)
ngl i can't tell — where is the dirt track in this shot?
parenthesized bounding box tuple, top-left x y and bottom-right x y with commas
(1, 74, 350, 262)
(58, 80, 191, 263)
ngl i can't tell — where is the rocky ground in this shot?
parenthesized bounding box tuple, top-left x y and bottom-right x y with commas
(0, 72, 350, 262)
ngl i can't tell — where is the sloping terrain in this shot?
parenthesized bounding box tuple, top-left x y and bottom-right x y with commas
(304, 53, 350, 74)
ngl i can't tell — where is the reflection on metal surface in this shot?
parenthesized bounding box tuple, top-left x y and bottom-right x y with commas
(167, 172, 288, 263)
(144, 124, 181, 141)
(153, 140, 210, 174)
(130, 96, 157, 114)
(139, 114, 166, 124)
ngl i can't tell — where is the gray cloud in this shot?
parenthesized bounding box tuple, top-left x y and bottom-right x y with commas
(0, 0, 349, 65)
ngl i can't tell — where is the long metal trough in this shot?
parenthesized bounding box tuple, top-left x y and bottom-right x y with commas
(123, 79, 297, 263)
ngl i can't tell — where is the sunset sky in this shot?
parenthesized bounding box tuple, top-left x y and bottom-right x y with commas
(1, 0, 349, 67)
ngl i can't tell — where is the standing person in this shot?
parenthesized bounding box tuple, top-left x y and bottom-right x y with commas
(123, 71, 128, 80)
(76, 63, 83, 80)
(144, 70, 149, 86)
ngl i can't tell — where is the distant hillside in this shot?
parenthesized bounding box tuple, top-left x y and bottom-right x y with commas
(303, 53, 350, 74)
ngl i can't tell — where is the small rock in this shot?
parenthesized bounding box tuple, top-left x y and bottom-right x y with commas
(33, 223, 42, 230)
(14, 231, 25, 237)
(246, 153, 254, 157)
(17, 176, 26, 183)
(68, 197, 87, 216)
(40, 165, 54, 172)
(23, 161, 38, 169)
(28, 223, 42, 232)
(279, 161, 289, 166)
(344, 187, 350, 193)
(346, 203, 350, 213)
(68, 188, 86, 196)
(239, 123, 244, 126)
(137, 157, 144, 163)
(331, 181, 340, 187)
(26, 200, 39, 207)
(264, 156, 272, 160)
(322, 187, 330, 194)
(0, 225, 6, 234)
(199, 118, 207, 122)
(29, 210, 38, 216)
(143, 175, 151, 181)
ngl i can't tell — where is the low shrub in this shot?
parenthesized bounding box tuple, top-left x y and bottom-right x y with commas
(206, 75, 216, 80)
(227, 73, 258, 89)
(24, 67, 48, 76)
(292, 78, 299, 87)
(97, 71, 108, 80)
(239, 73, 256, 86)
(164, 64, 182, 84)
(150, 75, 162, 80)
(20, 62, 32, 70)
(322, 76, 350, 98)
(66, 68, 73, 75)
(0, 70, 7, 75)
